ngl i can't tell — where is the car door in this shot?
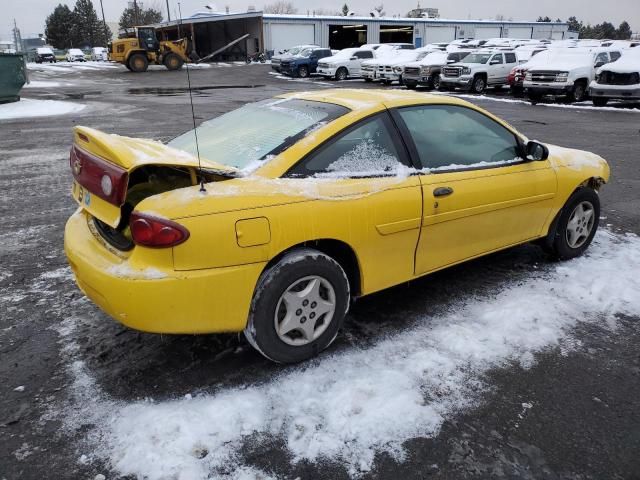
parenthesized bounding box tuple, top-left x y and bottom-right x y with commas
(504, 52, 518, 82)
(488, 53, 504, 84)
(391, 104, 557, 275)
(354, 50, 374, 76)
(285, 111, 423, 294)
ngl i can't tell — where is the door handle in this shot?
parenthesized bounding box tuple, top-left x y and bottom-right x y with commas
(433, 186, 454, 197)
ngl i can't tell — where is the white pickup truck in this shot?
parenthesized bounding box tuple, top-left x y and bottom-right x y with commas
(590, 48, 639, 106)
(363, 48, 436, 84)
(314, 48, 375, 80)
(439, 49, 518, 93)
(523, 47, 622, 103)
(403, 50, 471, 89)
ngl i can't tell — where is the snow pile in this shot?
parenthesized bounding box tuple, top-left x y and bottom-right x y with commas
(107, 262, 167, 280)
(52, 229, 640, 479)
(0, 98, 85, 120)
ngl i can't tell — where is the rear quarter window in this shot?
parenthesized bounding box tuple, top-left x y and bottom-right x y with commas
(505, 53, 517, 64)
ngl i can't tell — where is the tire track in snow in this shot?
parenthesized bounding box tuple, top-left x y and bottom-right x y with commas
(50, 229, 640, 479)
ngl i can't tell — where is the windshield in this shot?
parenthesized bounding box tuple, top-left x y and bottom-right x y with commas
(69, 49, 83, 55)
(332, 48, 358, 58)
(462, 53, 492, 64)
(168, 99, 349, 170)
(298, 48, 314, 57)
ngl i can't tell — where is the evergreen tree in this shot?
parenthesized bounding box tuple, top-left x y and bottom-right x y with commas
(616, 21, 632, 39)
(119, 4, 163, 30)
(45, 4, 75, 48)
(567, 16, 582, 33)
(342, 3, 349, 16)
(598, 21, 617, 39)
(72, 0, 111, 47)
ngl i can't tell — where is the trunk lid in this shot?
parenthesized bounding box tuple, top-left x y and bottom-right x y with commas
(70, 126, 238, 229)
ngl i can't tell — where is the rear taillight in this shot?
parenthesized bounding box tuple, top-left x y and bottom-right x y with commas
(129, 212, 190, 248)
(70, 145, 128, 205)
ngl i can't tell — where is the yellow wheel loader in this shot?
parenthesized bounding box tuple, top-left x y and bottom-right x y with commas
(108, 27, 190, 73)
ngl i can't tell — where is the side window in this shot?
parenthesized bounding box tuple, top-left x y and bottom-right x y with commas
(356, 51, 373, 59)
(610, 51, 621, 61)
(287, 114, 410, 177)
(595, 52, 608, 65)
(505, 53, 517, 64)
(396, 105, 522, 171)
(321, 50, 332, 58)
(490, 54, 503, 64)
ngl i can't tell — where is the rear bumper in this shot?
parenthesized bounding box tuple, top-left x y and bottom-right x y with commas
(64, 210, 264, 334)
(589, 83, 640, 100)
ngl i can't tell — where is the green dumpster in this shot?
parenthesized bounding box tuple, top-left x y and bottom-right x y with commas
(0, 53, 27, 104)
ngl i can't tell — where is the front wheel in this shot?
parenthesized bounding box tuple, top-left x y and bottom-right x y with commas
(567, 81, 587, 102)
(471, 75, 486, 94)
(244, 248, 350, 363)
(431, 73, 440, 90)
(298, 65, 309, 78)
(163, 52, 184, 71)
(528, 92, 543, 104)
(335, 67, 348, 81)
(128, 53, 149, 72)
(547, 188, 600, 260)
(364, 78, 373, 83)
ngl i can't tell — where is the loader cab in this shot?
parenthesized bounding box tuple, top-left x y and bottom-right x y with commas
(137, 27, 159, 51)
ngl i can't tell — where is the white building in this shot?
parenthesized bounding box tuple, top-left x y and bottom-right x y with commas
(263, 14, 572, 53)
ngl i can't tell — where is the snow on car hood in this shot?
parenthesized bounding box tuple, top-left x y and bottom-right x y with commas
(527, 53, 595, 71)
(597, 51, 640, 74)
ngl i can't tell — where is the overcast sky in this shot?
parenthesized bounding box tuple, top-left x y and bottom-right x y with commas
(3, 0, 639, 39)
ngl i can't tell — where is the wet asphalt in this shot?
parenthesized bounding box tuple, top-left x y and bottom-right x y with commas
(0, 63, 639, 479)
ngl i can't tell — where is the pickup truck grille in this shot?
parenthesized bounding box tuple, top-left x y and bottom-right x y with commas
(443, 67, 461, 77)
(280, 61, 291, 68)
(378, 66, 393, 73)
(529, 71, 562, 82)
(404, 67, 420, 76)
(597, 71, 640, 86)
(317, 62, 329, 69)
(361, 64, 376, 72)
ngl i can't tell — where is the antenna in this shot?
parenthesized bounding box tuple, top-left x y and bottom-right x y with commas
(177, 2, 206, 193)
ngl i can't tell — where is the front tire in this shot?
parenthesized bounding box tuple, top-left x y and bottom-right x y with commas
(528, 92, 543, 104)
(471, 75, 486, 94)
(431, 73, 441, 90)
(567, 80, 587, 103)
(548, 188, 600, 260)
(244, 248, 350, 363)
(163, 52, 184, 71)
(335, 67, 348, 81)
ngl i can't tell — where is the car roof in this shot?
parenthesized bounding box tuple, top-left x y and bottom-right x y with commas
(277, 89, 474, 112)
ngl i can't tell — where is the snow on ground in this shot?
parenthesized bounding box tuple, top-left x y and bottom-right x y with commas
(49, 229, 640, 479)
(23, 80, 68, 88)
(0, 98, 86, 121)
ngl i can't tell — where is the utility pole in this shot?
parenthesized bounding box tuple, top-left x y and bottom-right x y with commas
(166, 0, 171, 21)
(98, 0, 109, 43)
(133, 0, 140, 25)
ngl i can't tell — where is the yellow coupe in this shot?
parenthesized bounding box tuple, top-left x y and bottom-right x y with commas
(64, 89, 609, 362)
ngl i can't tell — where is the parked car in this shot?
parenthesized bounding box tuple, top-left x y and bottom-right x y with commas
(66, 48, 86, 62)
(440, 49, 519, 93)
(508, 48, 549, 95)
(279, 47, 332, 78)
(315, 48, 375, 80)
(363, 48, 434, 84)
(90, 47, 108, 61)
(589, 48, 640, 106)
(35, 47, 56, 63)
(271, 44, 319, 72)
(64, 89, 610, 363)
(524, 48, 622, 103)
(403, 50, 471, 89)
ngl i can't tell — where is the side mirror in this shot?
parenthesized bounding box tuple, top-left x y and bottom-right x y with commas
(350, 56, 357, 60)
(526, 141, 549, 161)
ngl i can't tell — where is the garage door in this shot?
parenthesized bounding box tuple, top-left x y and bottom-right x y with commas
(506, 27, 533, 39)
(474, 26, 502, 39)
(425, 26, 456, 43)
(551, 30, 564, 40)
(270, 23, 315, 53)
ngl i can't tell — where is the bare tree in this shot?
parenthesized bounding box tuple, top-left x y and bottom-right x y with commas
(263, 1, 298, 14)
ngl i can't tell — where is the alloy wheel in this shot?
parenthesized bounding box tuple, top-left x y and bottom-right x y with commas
(565, 201, 595, 249)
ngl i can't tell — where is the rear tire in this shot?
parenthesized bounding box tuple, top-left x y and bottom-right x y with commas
(592, 97, 609, 107)
(128, 53, 148, 72)
(364, 78, 373, 83)
(163, 52, 184, 71)
(244, 248, 350, 363)
(547, 188, 600, 260)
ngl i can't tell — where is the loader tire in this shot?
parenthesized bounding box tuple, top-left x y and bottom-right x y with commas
(128, 53, 149, 72)
(164, 53, 184, 71)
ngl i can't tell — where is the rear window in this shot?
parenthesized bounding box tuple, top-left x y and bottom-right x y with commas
(505, 53, 517, 63)
(168, 99, 349, 171)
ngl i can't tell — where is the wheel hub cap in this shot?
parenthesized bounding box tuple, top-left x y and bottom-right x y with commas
(566, 201, 595, 249)
(274, 275, 336, 346)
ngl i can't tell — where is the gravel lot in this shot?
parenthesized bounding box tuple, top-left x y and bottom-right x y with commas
(1, 61, 639, 480)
